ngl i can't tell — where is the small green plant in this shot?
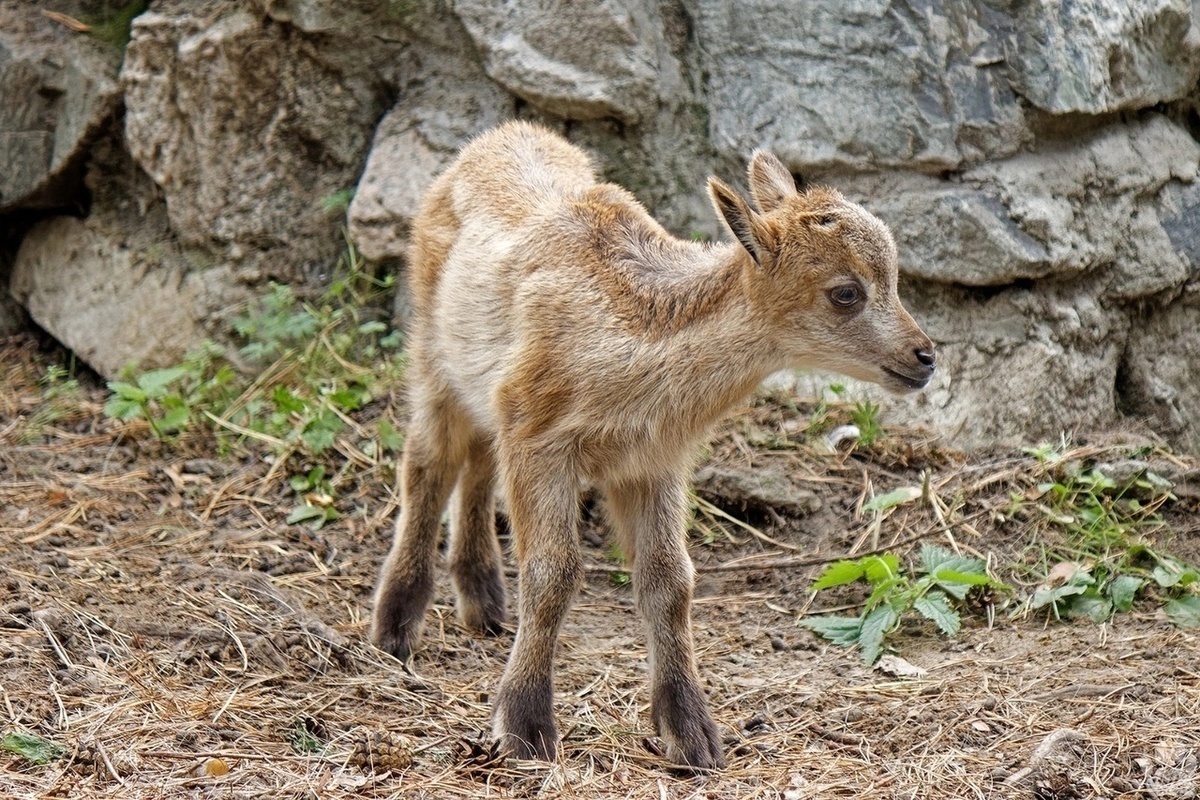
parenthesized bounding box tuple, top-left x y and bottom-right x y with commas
(320, 188, 356, 214)
(85, 0, 150, 51)
(2, 732, 64, 766)
(800, 545, 1006, 664)
(850, 399, 883, 446)
(805, 382, 845, 435)
(104, 238, 402, 452)
(104, 365, 194, 437)
(39, 364, 79, 400)
(286, 717, 327, 756)
(604, 544, 631, 586)
(102, 237, 405, 532)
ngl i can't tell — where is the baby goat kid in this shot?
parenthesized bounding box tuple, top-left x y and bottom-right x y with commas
(371, 121, 935, 769)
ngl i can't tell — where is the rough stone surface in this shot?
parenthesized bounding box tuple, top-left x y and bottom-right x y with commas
(964, 115, 1199, 297)
(871, 184, 1051, 286)
(11, 216, 218, 377)
(858, 114, 1200, 292)
(348, 122, 449, 263)
(988, 0, 1200, 115)
(452, 0, 663, 124)
(694, 465, 821, 516)
(696, 1, 1028, 172)
(0, 2, 121, 211)
(9, 129, 250, 378)
(1119, 283, 1200, 453)
(122, 4, 395, 281)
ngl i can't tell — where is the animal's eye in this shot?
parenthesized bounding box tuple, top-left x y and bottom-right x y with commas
(828, 285, 861, 308)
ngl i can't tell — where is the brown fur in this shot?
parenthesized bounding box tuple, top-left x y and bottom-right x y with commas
(370, 120, 935, 770)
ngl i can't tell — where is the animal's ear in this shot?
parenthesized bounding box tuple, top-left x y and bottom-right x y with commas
(747, 150, 797, 213)
(708, 177, 772, 266)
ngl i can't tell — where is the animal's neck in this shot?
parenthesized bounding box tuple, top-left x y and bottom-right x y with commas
(650, 243, 784, 431)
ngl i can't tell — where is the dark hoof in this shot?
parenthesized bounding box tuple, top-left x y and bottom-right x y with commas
(652, 680, 726, 770)
(460, 591, 507, 637)
(663, 725, 725, 771)
(370, 574, 432, 662)
(493, 681, 558, 761)
(369, 621, 418, 663)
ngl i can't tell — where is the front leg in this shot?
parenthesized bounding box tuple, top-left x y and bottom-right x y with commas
(492, 445, 582, 760)
(605, 474, 725, 770)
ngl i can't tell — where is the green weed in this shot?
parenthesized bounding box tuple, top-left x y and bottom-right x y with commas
(850, 399, 883, 447)
(85, 0, 149, 52)
(801, 545, 1007, 664)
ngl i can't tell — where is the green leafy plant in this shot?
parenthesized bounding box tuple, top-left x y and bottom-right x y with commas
(604, 544, 631, 586)
(286, 717, 327, 756)
(801, 545, 1006, 664)
(104, 365, 194, 437)
(85, 0, 150, 51)
(102, 237, 405, 532)
(104, 238, 402, 453)
(320, 188, 356, 214)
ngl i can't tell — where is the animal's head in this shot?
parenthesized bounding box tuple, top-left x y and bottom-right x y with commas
(708, 151, 935, 393)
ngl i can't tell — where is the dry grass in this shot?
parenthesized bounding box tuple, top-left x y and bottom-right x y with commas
(1, 335, 1198, 799)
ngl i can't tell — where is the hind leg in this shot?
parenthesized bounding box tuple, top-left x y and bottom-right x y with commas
(449, 434, 506, 635)
(370, 381, 469, 661)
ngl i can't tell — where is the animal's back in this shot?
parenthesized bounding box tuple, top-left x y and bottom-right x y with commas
(408, 122, 597, 314)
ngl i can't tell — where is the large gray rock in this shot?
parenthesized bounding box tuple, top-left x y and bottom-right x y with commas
(9, 130, 250, 378)
(871, 183, 1051, 286)
(348, 121, 449, 263)
(0, 2, 121, 211)
(990, 0, 1200, 115)
(347, 36, 516, 263)
(451, 0, 664, 124)
(122, 5, 394, 281)
(1119, 283, 1200, 453)
(861, 114, 1200, 291)
(10, 216, 239, 377)
(965, 115, 1199, 298)
(696, 1, 1028, 172)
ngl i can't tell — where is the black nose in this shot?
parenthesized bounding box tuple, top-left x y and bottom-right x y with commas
(915, 349, 936, 368)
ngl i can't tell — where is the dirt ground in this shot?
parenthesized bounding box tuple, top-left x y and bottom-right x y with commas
(2, 335, 1199, 800)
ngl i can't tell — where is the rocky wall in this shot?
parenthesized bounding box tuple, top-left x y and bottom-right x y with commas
(1, 0, 1198, 452)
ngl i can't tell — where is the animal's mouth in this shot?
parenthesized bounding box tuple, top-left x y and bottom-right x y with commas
(881, 366, 932, 391)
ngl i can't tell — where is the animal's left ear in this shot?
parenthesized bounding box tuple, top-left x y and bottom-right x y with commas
(747, 150, 798, 213)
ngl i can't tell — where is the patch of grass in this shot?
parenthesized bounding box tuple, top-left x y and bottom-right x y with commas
(850, 399, 883, 447)
(286, 717, 327, 756)
(320, 188, 356, 215)
(801, 545, 1007, 664)
(103, 237, 404, 529)
(287, 466, 340, 531)
(1012, 441, 1199, 626)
